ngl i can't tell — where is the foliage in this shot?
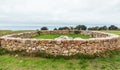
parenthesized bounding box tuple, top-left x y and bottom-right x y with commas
(1, 46, 120, 59)
(108, 25, 118, 30)
(74, 30, 81, 34)
(88, 26, 105, 30)
(98, 26, 108, 30)
(58, 27, 70, 30)
(36, 29, 41, 35)
(88, 25, 119, 30)
(41, 27, 48, 30)
(75, 25, 87, 30)
(54, 28, 57, 30)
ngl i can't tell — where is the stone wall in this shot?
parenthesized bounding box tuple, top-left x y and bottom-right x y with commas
(0, 30, 119, 56)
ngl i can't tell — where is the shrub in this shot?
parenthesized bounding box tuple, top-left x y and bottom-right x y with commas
(108, 25, 118, 30)
(36, 29, 41, 35)
(58, 27, 70, 30)
(54, 28, 57, 30)
(75, 25, 87, 30)
(41, 27, 48, 30)
(74, 30, 81, 34)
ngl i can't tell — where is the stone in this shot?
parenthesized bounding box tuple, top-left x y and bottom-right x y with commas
(41, 48, 45, 51)
(56, 41, 61, 44)
(69, 49, 77, 53)
(55, 36, 73, 40)
(74, 46, 79, 49)
(15, 54, 18, 57)
(54, 45, 60, 49)
(32, 47, 36, 51)
(63, 50, 69, 54)
(74, 38, 84, 40)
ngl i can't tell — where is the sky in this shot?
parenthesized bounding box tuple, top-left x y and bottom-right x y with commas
(0, 0, 120, 26)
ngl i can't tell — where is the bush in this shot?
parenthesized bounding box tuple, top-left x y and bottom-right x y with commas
(36, 29, 41, 35)
(74, 30, 81, 34)
(58, 27, 70, 30)
(41, 27, 48, 30)
(75, 25, 87, 30)
(108, 25, 118, 30)
(54, 28, 57, 30)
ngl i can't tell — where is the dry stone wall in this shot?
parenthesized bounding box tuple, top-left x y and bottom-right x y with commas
(0, 30, 119, 56)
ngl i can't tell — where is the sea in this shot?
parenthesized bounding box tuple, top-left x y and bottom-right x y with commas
(0, 26, 57, 30)
(0, 24, 120, 30)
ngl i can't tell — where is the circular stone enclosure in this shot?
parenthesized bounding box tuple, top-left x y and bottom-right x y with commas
(0, 30, 119, 56)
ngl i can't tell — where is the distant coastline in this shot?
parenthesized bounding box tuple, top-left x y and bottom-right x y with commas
(0, 24, 120, 30)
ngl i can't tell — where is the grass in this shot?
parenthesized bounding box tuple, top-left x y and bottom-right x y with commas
(0, 30, 120, 70)
(103, 30, 120, 35)
(0, 30, 35, 37)
(31, 34, 91, 39)
(1, 50, 120, 70)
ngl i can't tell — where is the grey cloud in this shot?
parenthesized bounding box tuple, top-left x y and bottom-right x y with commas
(0, 0, 120, 26)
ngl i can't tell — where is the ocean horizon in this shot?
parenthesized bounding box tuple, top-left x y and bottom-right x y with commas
(0, 24, 120, 30)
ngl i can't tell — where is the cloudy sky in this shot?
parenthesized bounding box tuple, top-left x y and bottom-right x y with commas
(0, 0, 120, 26)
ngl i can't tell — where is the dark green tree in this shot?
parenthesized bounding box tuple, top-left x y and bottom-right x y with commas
(108, 25, 118, 30)
(98, 26, 107, 30)
(41, 27, 48, 30)
(58, 27, 70, 30)
(75, 25, 87, 30)
(54, 28, 57, 30)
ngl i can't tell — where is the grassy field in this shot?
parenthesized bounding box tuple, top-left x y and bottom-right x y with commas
(103, 30, 120, 35)
(32, 34, 91, 39)
(0, 30, 120, 70)
(0, 30, 35, 37)
(1, 54, 120, 70)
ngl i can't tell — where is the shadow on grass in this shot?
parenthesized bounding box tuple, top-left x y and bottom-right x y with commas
(0, 46, 120, 60)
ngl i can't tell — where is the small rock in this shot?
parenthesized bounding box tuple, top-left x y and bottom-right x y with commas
(70, 49, 76, 53)
(15, 54, 18, 57)
(41, 48, 45, 51)
(74, 38, 84, 40)
(32, 47, 36, 51)
(63, 50, 69, 54)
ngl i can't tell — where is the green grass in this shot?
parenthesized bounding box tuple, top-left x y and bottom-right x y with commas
(0, 30, 35, 37)
(32, 34, 91, 39)
(103, 30, 120, 35)
(0, 30, 120, 70)
(1, 50, 120, 70)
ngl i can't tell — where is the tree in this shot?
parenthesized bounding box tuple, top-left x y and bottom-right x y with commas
(41, 27, 48, 30)
(102, 26, 108, 30)
(108, 25, 118, 30)
(54, 28, 57, 30)
(69, 26, 74, 30)
(58, 27, 70, 30)
(98, 26, 107, 30)
(75, 25, 87, 30)
(88, 26, 108, 30)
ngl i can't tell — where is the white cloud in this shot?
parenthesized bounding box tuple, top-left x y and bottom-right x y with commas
(0, 0, 120, 26)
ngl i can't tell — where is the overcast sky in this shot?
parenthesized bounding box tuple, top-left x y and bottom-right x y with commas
(0, 0, 120, 26)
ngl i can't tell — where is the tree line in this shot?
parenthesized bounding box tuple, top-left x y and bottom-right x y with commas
(40, 25, 119, 30)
